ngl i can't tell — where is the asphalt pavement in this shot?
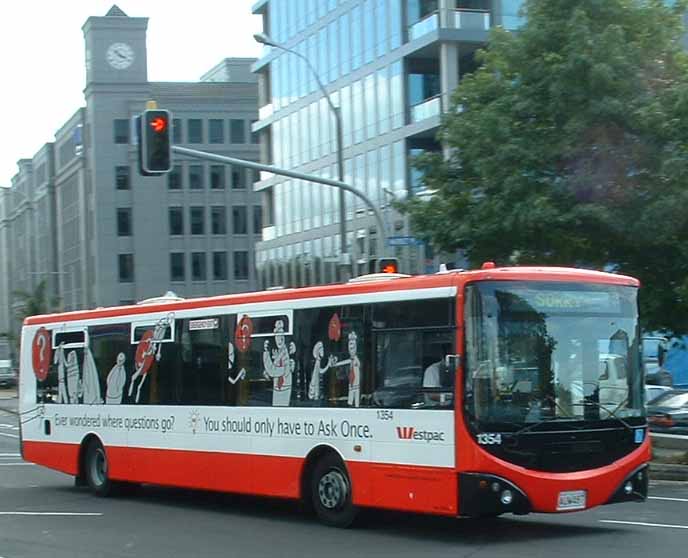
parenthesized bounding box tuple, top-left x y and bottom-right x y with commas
(1, 400, 688, 558)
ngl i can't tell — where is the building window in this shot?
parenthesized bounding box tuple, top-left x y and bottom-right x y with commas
(116, 166, 130, 190)
(170, 252, 185, 281)
(168, 165, 182, 189)
(190, 207, 205, 235)
(211, 206, 226, 235)
(209, 119, 225, 143)
(213, 251, 228, 280)
(210, 165, 225, 189)
(191, 252, 207, 281)
(172, 118, 182, 144)
(114, 119, 129, 144)
(253, 205, 263, 235)
(250, 120, 259, 144)
(188, 119, 203, 143)
(231, 166, 246, 189)
(169, 207, 184, 235)
(230, 119, 246, 143)
(118, 254, 134, 283)
(232, 206, 247, 234)
(234, 251, 249, 280)
(117, 208, 132, 236)
(189, 165, 204, 189)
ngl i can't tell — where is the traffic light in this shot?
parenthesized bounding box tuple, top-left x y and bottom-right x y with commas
(377, 257, 400, 274)
(139, 109, 172, 174)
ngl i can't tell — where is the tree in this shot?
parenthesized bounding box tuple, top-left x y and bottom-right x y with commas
(4, 280, 60, 358)
(401, 0, 688, 332)
(13, 280, 57, 321)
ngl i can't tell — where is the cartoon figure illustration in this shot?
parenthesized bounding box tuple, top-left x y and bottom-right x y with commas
(128, 314, 172, 403)
(227, 342, 246, 384)
(262, 319, 296, 406)
(53, 343, 69, 404)
(106, 352, 127, 405)
(331, 331, 362, 407)
(308, 341, 335, 401)
(65, 350, 82, 404)
(81, 342, 102, 405)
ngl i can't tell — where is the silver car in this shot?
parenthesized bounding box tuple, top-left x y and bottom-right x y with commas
(0, 366, 17, 388)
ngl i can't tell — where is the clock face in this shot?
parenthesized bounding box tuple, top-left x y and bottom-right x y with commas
(106, 42, 134, 70)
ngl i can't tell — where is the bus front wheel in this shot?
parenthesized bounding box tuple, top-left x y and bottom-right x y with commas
(310, 454, 358, 528)
(84, 439, 114, 497)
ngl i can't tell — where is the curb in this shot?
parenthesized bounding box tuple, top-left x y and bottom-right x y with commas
(650, 462, 688, 482)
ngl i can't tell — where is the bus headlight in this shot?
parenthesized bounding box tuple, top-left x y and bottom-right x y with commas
(500, 490, 514, 505)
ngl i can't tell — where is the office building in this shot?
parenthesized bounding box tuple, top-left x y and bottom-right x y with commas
(250, 0, 526, 287)
(0, 5, 261, 338)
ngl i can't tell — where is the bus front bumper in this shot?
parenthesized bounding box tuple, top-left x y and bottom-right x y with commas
(458, 465, 648, 517)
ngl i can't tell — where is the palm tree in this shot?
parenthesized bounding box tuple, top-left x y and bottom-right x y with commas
(5, 280, 60, 358)
(13, 279, 58, 320)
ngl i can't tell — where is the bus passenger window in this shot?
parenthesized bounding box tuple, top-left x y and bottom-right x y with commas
(373, 330, 454, 409)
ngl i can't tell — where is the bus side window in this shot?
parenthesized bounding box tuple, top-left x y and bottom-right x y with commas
(88, 324, 132, 405)
(178, 316, 232, 406)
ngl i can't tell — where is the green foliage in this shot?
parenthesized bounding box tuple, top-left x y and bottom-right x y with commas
(12, 280, 57, 321)
(402, 0, 688, 332)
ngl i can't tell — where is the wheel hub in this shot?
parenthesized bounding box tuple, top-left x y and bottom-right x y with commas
(91, 448, 107, 486)
(318, 470, 348, 510)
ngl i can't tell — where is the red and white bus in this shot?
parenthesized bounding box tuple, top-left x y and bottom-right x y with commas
(19, 265, 650, 526)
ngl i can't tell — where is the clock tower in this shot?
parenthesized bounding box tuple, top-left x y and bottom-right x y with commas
(82, 5, 148, 88)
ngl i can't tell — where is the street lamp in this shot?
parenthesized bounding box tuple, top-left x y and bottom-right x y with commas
(253, 32, 351, 279)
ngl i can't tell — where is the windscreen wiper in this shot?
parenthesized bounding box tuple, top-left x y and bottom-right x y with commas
(569, 400, 634, 433)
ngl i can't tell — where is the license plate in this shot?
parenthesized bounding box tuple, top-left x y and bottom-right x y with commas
(557, 490, 587, 511)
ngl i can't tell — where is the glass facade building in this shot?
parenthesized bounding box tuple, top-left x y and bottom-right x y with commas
(251, 0, 526, 287)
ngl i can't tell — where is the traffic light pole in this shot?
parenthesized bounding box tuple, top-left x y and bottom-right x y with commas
(171, 145, 388, 257)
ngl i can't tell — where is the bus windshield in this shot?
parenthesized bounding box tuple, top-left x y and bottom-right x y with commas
(464, 281, 643, 430)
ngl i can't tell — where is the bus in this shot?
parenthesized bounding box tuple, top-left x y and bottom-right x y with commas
(18, 265, 649, 527)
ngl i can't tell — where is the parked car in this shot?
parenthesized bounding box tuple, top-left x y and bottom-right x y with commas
(646, 389, 688, 435)
(0, 366, 17, 388)
(646, 384, 672, 405)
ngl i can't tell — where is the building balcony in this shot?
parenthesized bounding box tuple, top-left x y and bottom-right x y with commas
(262, 225, 277, 242)
(407, 8, 491, 43)
(451, 9, 490, 31)
(409, 12, 439, 41)
(258, 103, 274, 120)
(410, 95, 442, 124)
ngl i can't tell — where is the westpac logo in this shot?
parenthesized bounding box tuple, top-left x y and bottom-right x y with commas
(396, 426, 445, 442)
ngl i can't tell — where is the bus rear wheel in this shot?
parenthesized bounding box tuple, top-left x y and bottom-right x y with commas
(84, 439, 114, 497)
(310, 454, 358, 528)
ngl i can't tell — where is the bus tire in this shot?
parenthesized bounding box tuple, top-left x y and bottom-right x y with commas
(310, 453, 358, 528)
(84, 439, 114, 497)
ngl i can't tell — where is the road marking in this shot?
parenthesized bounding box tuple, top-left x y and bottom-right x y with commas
(600, 520, 688, 530)
(0, 453, 20, 456)
(0, 463, 35, 467)
(649, 496, 688, 503)
(0, 512, 102, 518)
(0, 432, 18, 439)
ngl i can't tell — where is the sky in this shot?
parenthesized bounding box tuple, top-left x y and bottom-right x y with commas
(0, 0, 262, 187)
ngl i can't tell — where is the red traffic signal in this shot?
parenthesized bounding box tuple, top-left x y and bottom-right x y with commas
(377, 258, 400, 274)
(149, 116, 168, 133)
(139, 109, 172, 174)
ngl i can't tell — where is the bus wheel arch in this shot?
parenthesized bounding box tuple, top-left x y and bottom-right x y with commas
(301, 445, 358, 528)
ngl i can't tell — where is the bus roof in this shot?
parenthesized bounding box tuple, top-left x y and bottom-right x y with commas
(23, 265, 638, 326)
